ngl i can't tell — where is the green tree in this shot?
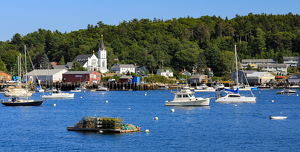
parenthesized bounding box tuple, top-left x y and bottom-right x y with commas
(40, 53, 49, 69)
(69, 61, 87, 71)
(58, 56, 65, 65)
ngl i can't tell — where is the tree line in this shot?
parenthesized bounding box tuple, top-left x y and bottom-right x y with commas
(0, 12, 300, 79)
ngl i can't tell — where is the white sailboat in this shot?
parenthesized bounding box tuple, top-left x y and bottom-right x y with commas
(2, 45, 43, 106)
(215, 45, 256, 103)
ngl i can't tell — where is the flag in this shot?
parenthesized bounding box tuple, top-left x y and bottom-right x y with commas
(114, 58, 118, 61)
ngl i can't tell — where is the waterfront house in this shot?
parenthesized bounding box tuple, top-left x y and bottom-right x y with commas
(135, 66, 148, 76)
(258, 63, 288, 75)
(283, 57, 300, 67)
(241, 59, 276, 69)
(0, 71, 12, 82)
(157, 68, 173, 77)
(188, 75, 206, 85)
(110, 64, 135, 74)
(231, 70, 257, 85)
(62, 71, 101, 84)
(287, 74, 300, 83)
(27, 69, 68, 83)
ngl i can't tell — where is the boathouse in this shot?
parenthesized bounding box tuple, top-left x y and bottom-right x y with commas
(27, 69, 68, 83)
(62, 71, 101, 84)
(119, 76, 133, 83)
(0, 71, 12, 82)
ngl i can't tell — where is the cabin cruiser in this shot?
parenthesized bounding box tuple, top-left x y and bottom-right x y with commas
(165, 86, 210, 106)
(70, 87, 82, 92)
(276, 89, 296, 95)
(4, 88, 33, 97)
(42, 90, 74, 99)
(194, 84, 215, 92)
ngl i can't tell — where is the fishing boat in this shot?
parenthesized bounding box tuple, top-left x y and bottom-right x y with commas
(165, 84, 210, 106)
(42, 91, 74, 99)
(215, 45, 256, 103)
(276, 88, 296, 95)
(1, 45, 43, 106)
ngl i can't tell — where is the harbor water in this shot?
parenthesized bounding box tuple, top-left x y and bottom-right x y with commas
(0, 89, 300, 151)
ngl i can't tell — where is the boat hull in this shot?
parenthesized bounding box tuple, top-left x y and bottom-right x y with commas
(165, 98, 210, 106)
(1, 100, 43, 106)
(215, 97, 256, 103)
(42, 93, 74, 99)
(270, 116, 288, 120)
(194, 89, 215, 92)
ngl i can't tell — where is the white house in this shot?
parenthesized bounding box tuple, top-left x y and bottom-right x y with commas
(157, 68, 173, 77)
(283, 57, 300, 67)
(110, 64, 135, 74)
(241, 59, 276, 69)
(27, 69, 68, 83)
(258, 63, 288, 75)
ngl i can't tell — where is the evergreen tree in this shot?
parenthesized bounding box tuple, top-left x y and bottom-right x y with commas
(58, 56, 65, 65)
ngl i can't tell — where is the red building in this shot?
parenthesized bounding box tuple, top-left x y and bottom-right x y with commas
(62, 71, 101, 84)
(119, 76, 133, 83)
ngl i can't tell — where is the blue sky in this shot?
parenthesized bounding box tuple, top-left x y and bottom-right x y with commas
(0, 0, 299, 41)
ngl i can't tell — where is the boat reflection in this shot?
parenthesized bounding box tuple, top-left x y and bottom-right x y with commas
(169, 105, 210, 110)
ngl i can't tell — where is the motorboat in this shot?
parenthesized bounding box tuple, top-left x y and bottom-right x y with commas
(157, 85, 169, 90)
(42, 91, 74, 99)
(1, 97, 43, 106)
(165, 86, 210, 106)
(70, 87, 82, 92)
(194, 87, 215, 92)
(95, 85, 108, 91)
(215, 89, 256, 103)
(2, 45, 43, 106)
(4, 88, 33, 97)
(276, 89, 296, 95)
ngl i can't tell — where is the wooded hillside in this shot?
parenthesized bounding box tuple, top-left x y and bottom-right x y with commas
(1, 13, 300, 77)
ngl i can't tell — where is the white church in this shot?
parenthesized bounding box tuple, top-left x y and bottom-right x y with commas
(71, 36, 107, 73)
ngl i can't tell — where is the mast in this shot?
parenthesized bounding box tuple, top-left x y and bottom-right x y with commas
(24, 45, 28, 100)
(235, 45, 239, 88)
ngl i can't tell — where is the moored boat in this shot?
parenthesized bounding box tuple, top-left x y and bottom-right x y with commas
(165, 85, 210, 106)
(276, 89, 296, 95)
(42, 91, 74, 99)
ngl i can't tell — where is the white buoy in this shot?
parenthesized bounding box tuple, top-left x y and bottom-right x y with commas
(171, 109, 175, 112)
(272, 100, 274, 102)
(84, 91, 86, 93)
(145, 92, 147, 96)
(99, 130, 103, 133)
(128, 108, 130, 109)
(106, 100, 108, 103)
(297, 94, 299, 96)
(80, 96, 82, 98)
(53, 104, 56, 106)
(234, 105, 237, 106)
(154, 117, 158, 120)
(259, 91, 261, 93)
(145, 129, 150, 133)
(102, 93, 104, 94)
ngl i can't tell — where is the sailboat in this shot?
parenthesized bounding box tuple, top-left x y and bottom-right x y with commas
(1, 45, 43, 106)
(215, 45, 256, 103)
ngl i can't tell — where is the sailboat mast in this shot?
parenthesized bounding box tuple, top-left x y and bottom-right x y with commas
(24, 45, 28, 99)
(235, 45, 239, 88)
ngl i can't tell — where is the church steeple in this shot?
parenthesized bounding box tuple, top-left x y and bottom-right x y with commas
(100, 35, 105, 50)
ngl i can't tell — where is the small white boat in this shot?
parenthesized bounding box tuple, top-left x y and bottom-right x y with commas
(277, 89, 296, 95)
(157, 85, 169, 90)
(70, 87, 82, 92)
(42, 91, 74, 99)
(269, 116, 288, 120)
(215, 90, 256, 103)
(95, 85, 108, 91)
(165, 86, 210, 106)
(194, 87, 215, 92)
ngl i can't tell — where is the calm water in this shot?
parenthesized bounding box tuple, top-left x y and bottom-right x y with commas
(0, 89, 300, 151)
